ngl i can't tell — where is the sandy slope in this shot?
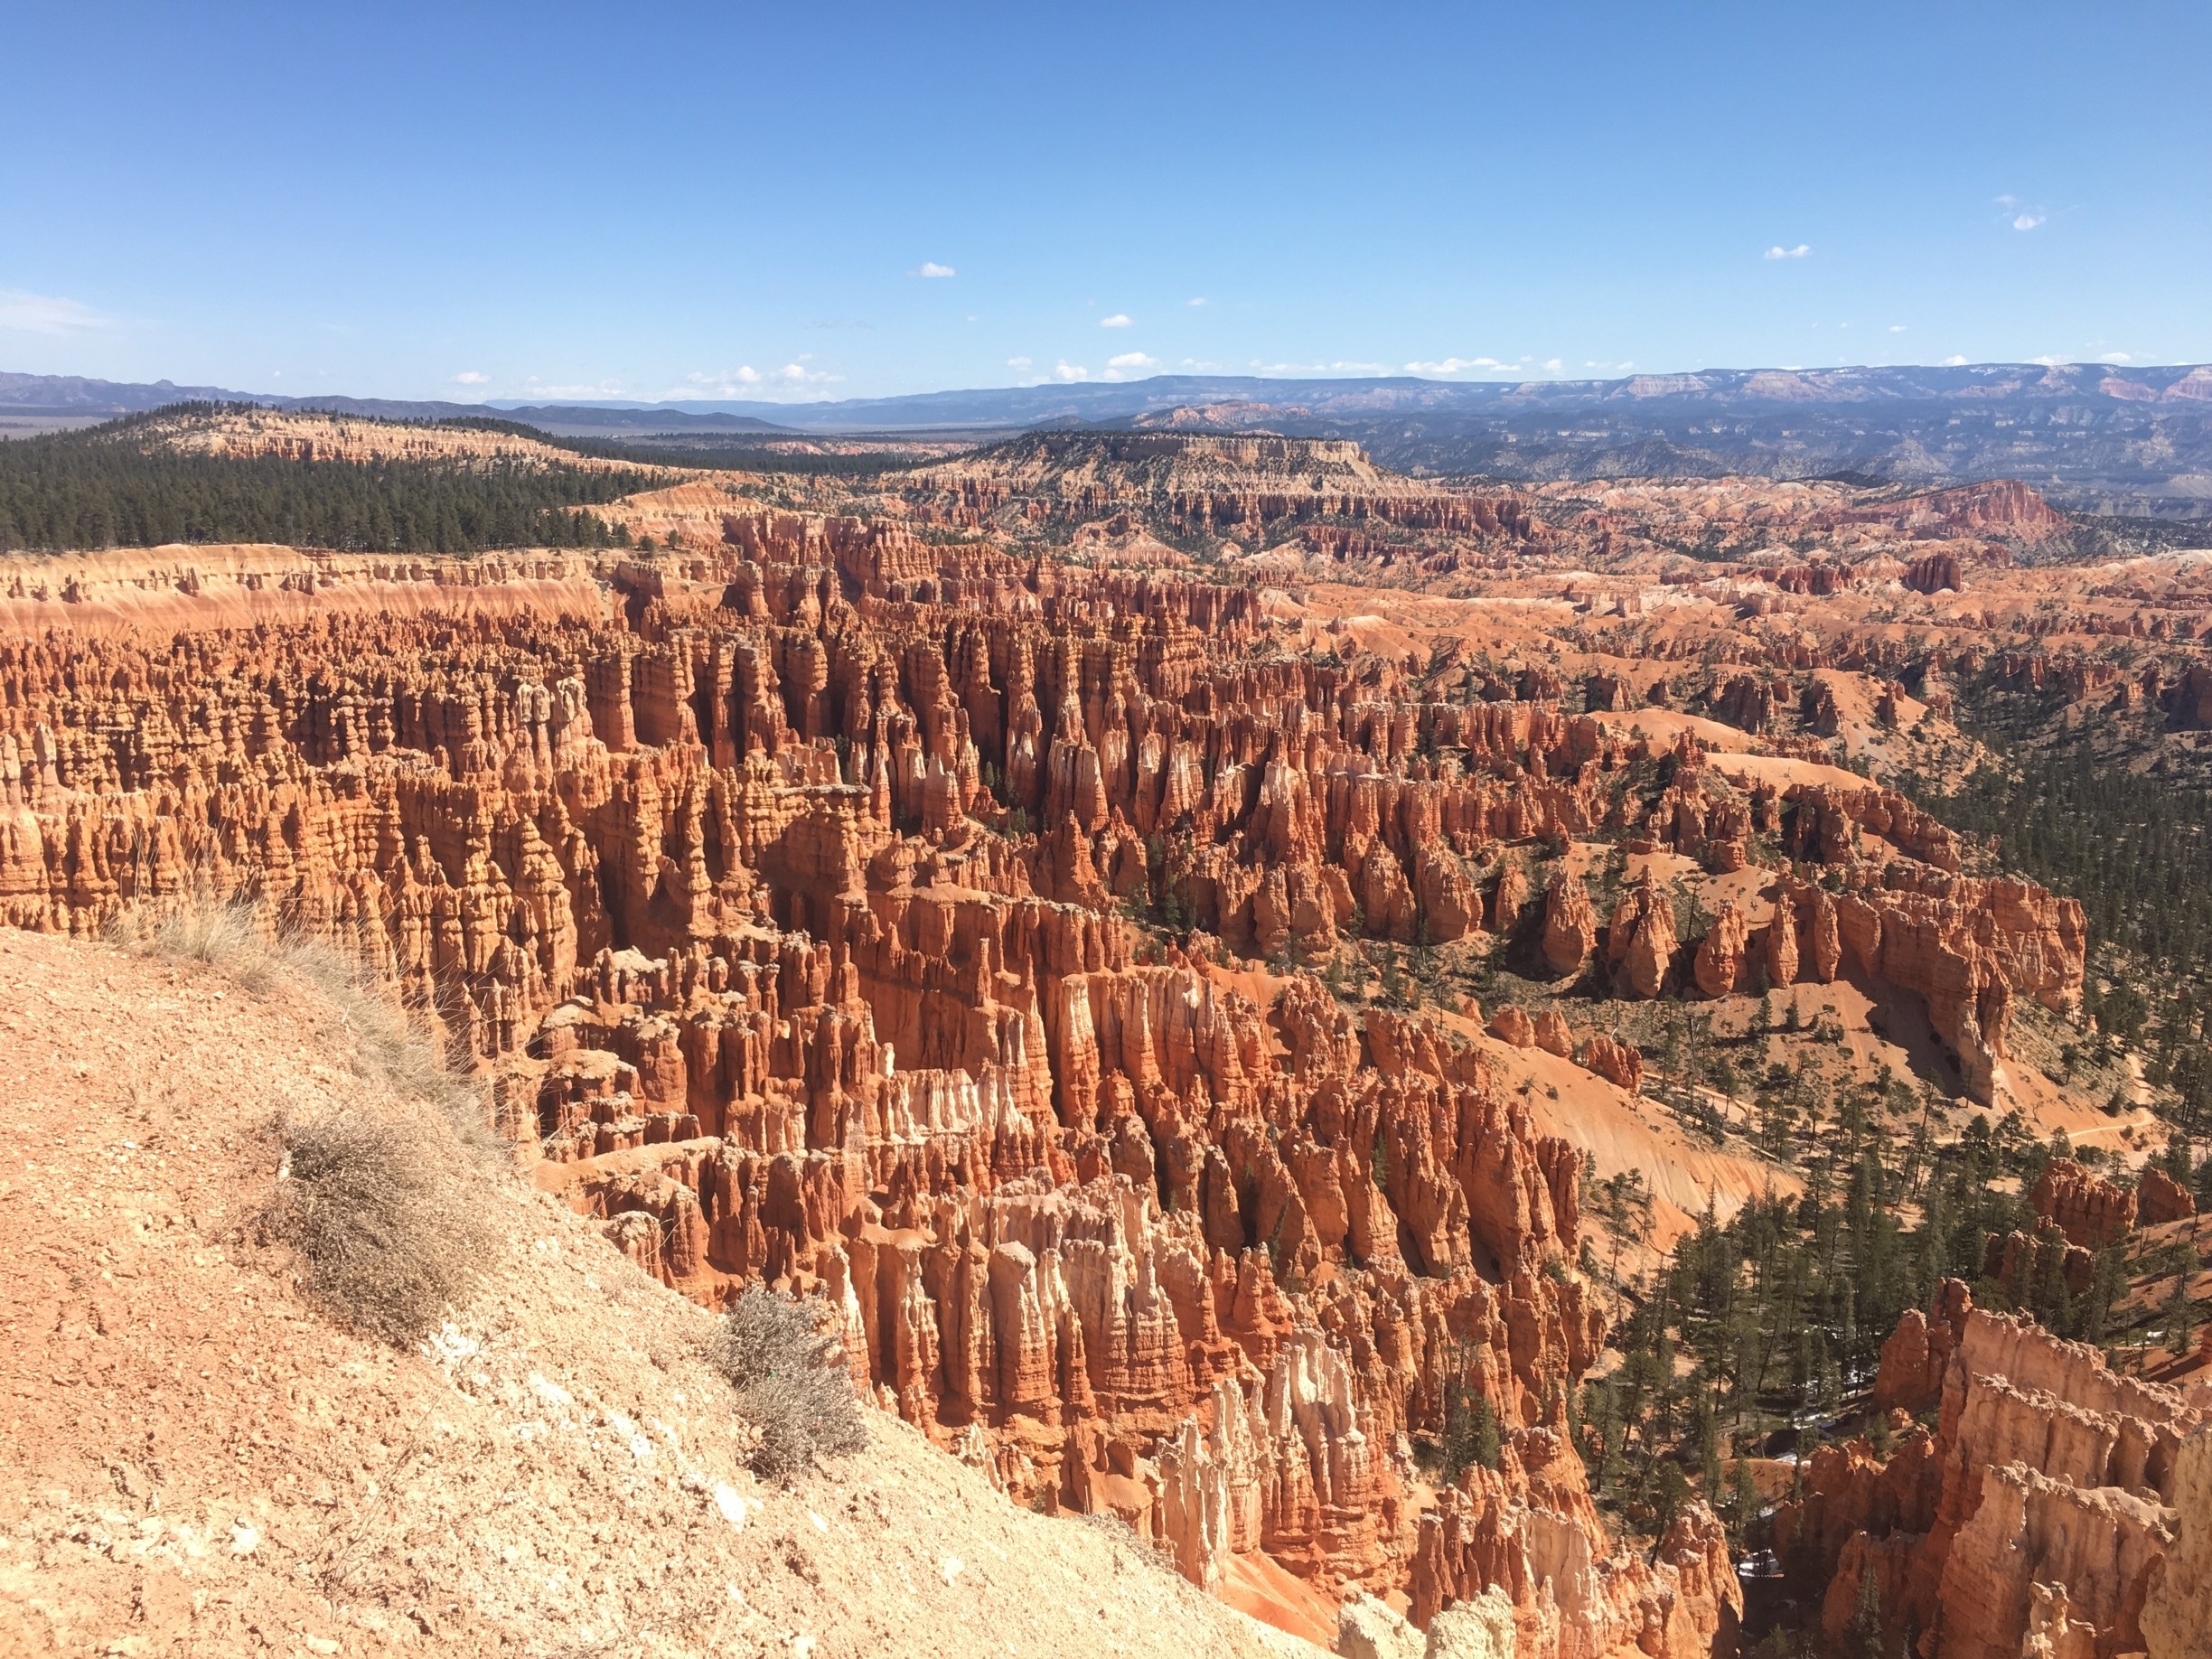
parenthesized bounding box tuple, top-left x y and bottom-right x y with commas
(0, 931, 1317, 1659)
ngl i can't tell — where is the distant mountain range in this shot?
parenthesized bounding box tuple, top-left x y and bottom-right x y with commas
(8, 362, 2212, 515)
(0, 374, 791, 436)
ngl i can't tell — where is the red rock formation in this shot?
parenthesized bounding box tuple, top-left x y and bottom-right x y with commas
(12, 513, 2107, 1659)
(2142, 1426, 2211, 1659)
(2138, 1167, 2198, 1227)
(2031, 1158, 2138, 1248)
(1581, 1033, 1644, 1093)
(1605, 875, 1676, 999)
(1488, 1006, 1537, 1048)
(1871, 1279, 1972, 1415)
(1782, 1281, 2207, 1659)
(1692, 901, 1749, 998)
(1539, 868, 1597, 978)
(1530, 1008, 1574, 1058)
(1409, 1420, 1741, 1657)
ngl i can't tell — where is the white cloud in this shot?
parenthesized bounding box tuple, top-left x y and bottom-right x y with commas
(1246, 360, 1390, 375)
(652, 362, 840, 400)
(1889, 324, 1907, 333)
(2100, 351, 2132, 363)
(1186, 296, 1207, 307)
(1107, 351, 1155, 370)
(522, 380, 633, 398)
(1007, 356, 1032, 371)
(452, 370, 490, 385)
(2029, 355, 2072, 367)
(1764, 244, 1812, 260)
(909, 261, 957, 277)
(1406, 356, 1508, 375)
(2012, 212, 2045, 231)
(1099, 314, 1132, 328)
(1053, 361, 1089, 381)
(0, 288, 114, 336)
(1940, 355, 1968, 366)
(1542, 358, 1563, 372)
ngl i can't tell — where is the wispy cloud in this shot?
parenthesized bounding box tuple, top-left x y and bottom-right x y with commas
(909, 261, 956, 277)
(1406, 356, 1508, 375)
(0, 287, 115, 336)
(452, 370, 490, 386)
(1248, 360, 1391, 375)
(1053, 361, 1089, 381)
(2011, 212, 2045, 231)
(2099, 351, 2132, 363)
(520, 378, 633, 399)
(1103, 351, 1158, 380)
(1186, 296, 1208, 307)
(1099, 314, 1132, 328)
(1764, 244, 1812, 260)
(1889, 324, 1907, 333)
(1997, 195, 2048, 231)
(648, 362, 843, 399)
(1007, 356, 1033, 371)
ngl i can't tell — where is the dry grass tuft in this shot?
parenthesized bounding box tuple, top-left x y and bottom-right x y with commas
(113, 898, 494, 1151)
(111, 898, 502, 1344)
(259, 1105, 490, 1345)
(705, 1288, 867, 1481)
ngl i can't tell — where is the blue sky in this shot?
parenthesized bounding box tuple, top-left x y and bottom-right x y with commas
(3, 1, 2207, 402)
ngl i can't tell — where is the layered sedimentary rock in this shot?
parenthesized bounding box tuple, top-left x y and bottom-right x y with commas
(1782, 1281, 2207, 1659)
(2142, 1426, 2212, 1659)
(0, 536, 1746, 1655)
(1409, 1420, 1739, 1658)
(2030, 1158, 2138, 1248)
(0, 507, 2101, 1648)
(2137, 1167, 2198, 1228)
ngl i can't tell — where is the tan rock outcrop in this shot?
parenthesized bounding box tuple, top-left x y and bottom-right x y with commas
(2031, 1158, 2137, 1248)
(2142, 1425, 2212, 1659)
(1604, 876, 1676, 1000)
(1692, 901, 1748, 998)
(2138, 1167, 2198, 1227)
(1538, 870, 1596, 978)
(1409, 1422, 1739, 1659)
(1580, 1034, 1643, 1093)
(1488, 1007, 1537, 1048)
(1784, 1282, 2207, 1659)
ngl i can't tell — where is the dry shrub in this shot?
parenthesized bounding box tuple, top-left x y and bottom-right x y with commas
(706, 1288, 867, 1480)
(259, 1105, 490, 1345)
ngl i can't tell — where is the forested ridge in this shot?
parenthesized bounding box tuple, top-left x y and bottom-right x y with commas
(1907, 683, 2212, 1131)
(0, 407, 655, 554)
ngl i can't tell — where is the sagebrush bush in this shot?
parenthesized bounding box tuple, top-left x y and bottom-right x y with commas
(706, 1288, 867, 1480)
(259, 1106, 489, 1345)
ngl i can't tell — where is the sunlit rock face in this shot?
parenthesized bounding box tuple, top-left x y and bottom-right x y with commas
(4, 523, 2101, 1659)
(1786, 1281, 2209, 1659)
